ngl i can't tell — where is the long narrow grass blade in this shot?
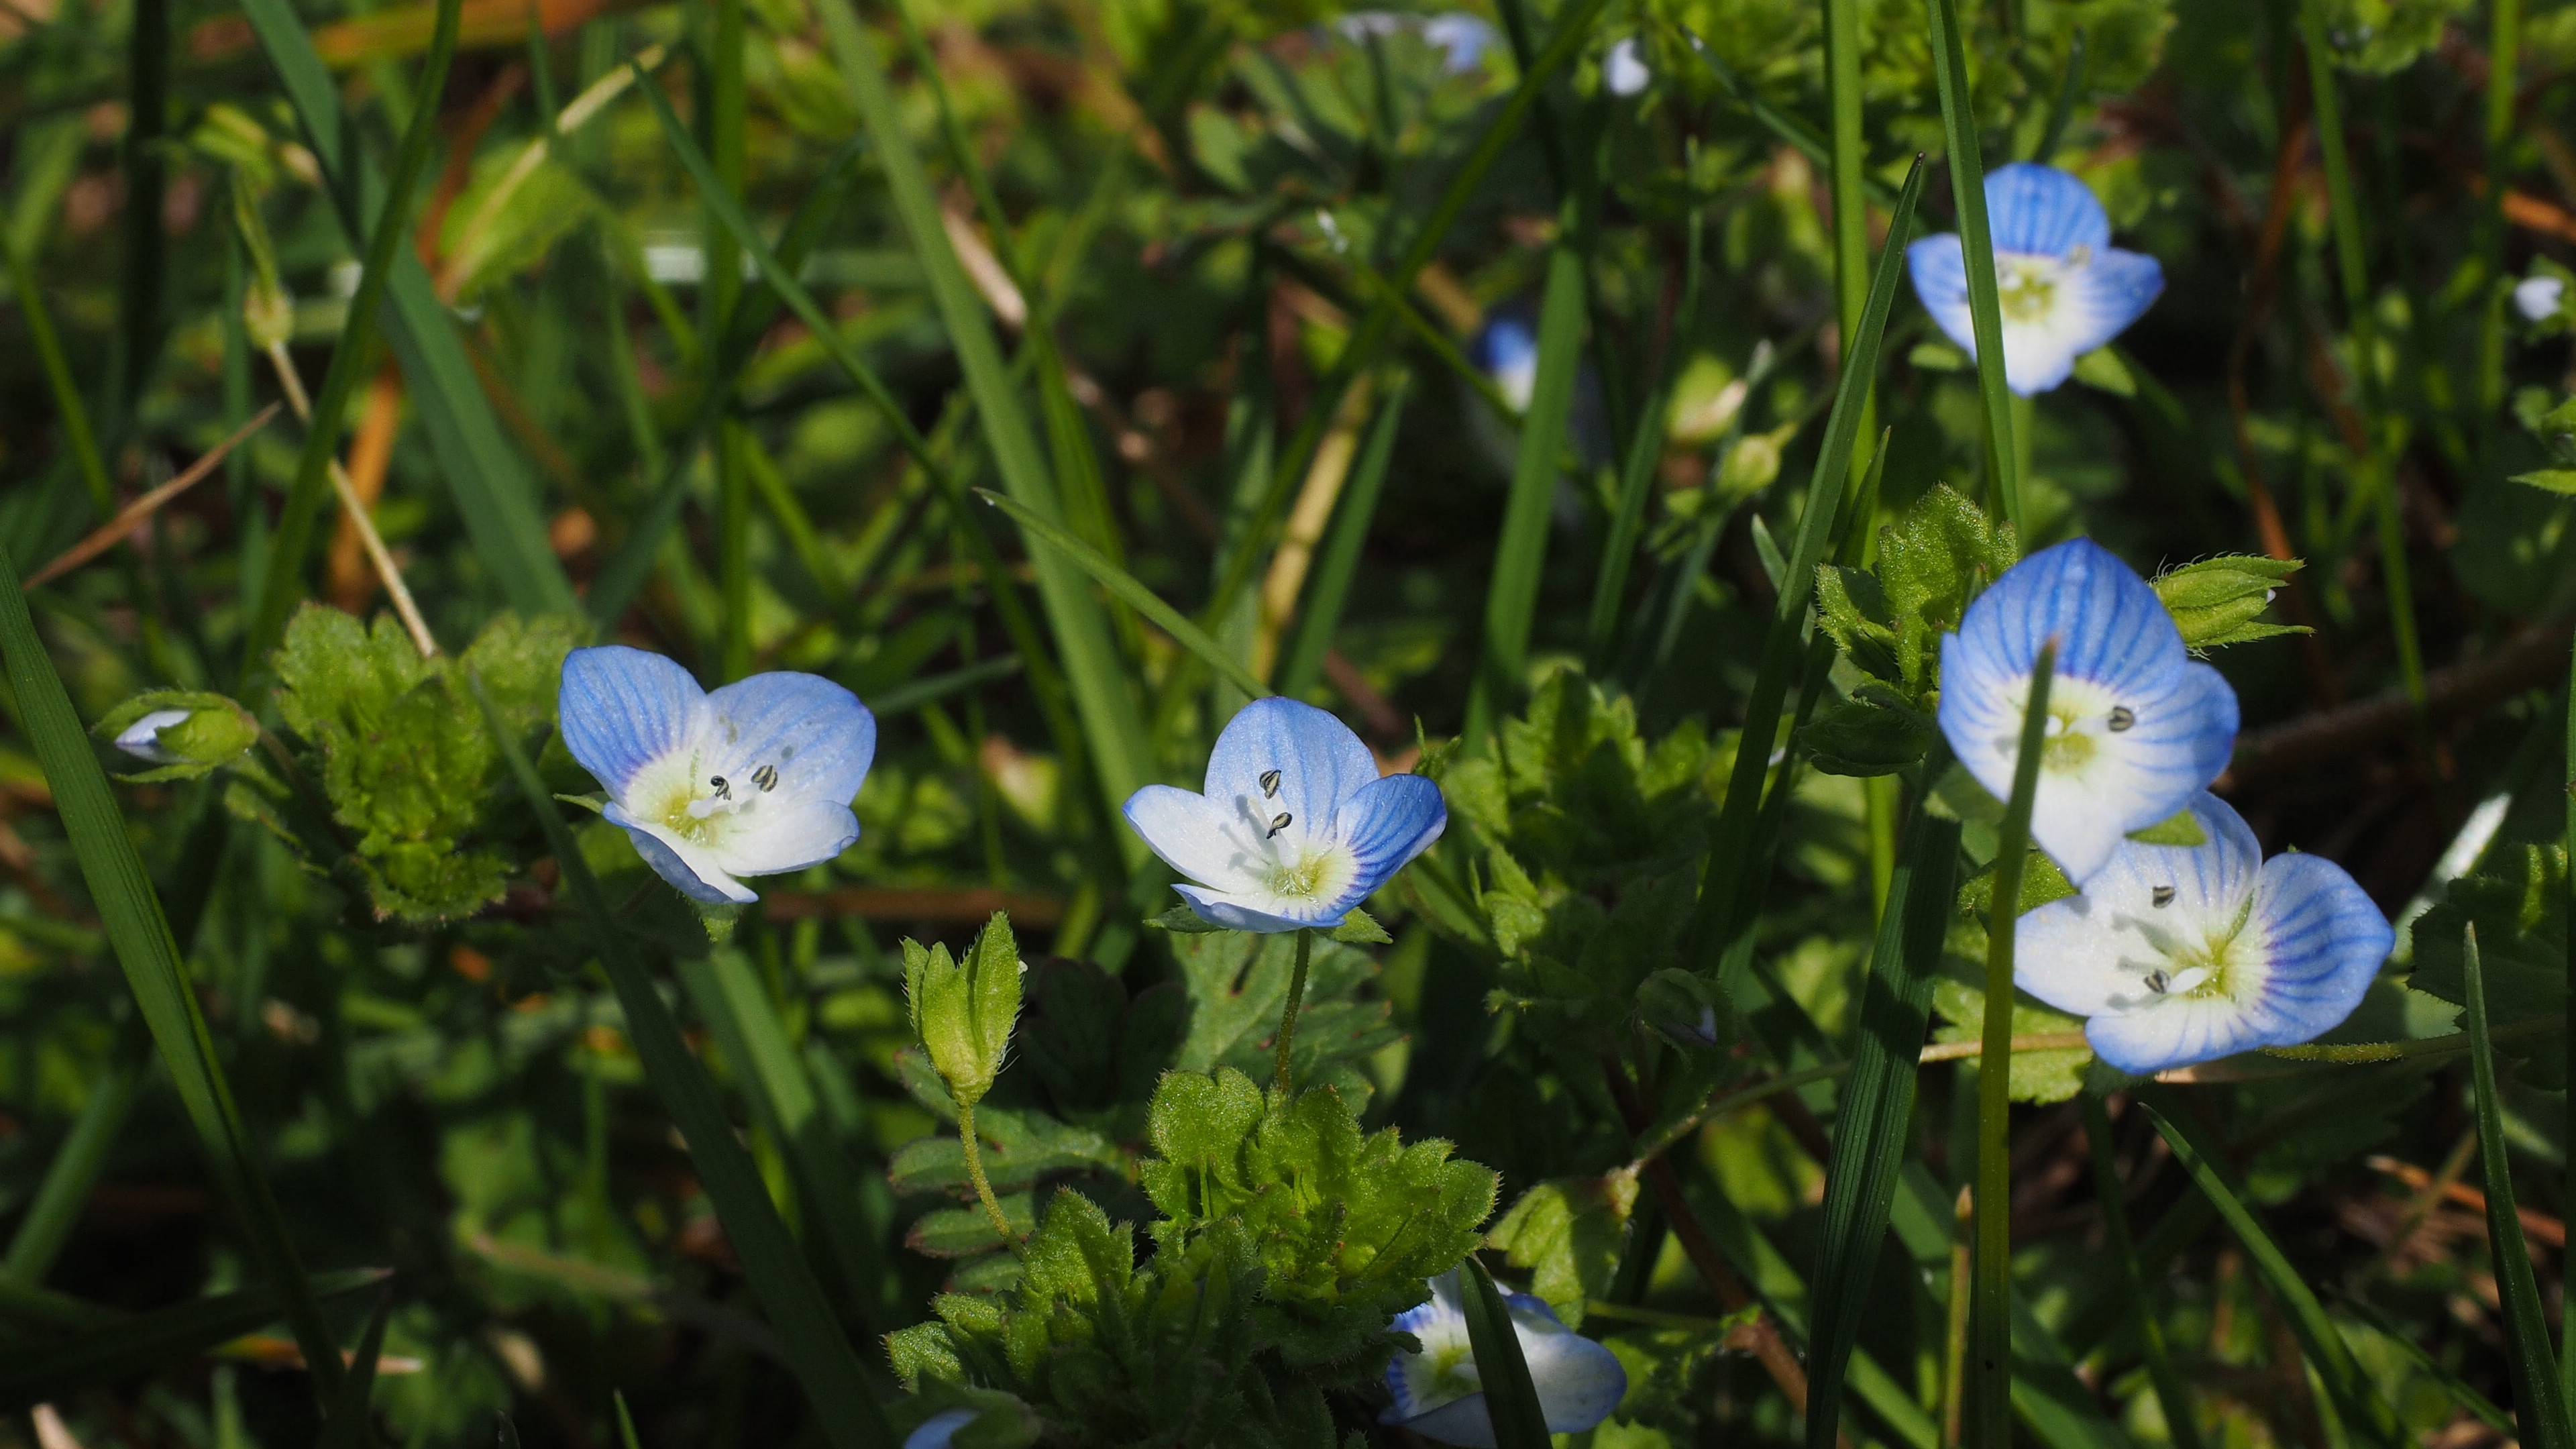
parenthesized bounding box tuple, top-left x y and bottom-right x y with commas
(0, 225, 113, 517)
(976, 488, 1269, 701)
(317, 1291, 394, 1449)
(1278, 375, 1409, 701)
(237, 0, 577, 619)
(2565, 626, 2575, 1409)
(812, 0, 1157, 849)
(1458, 1258, 1552, 1449)
(1973, 641, 2053, 1449)
(2462, 924, 2576, 1449)
(1688, 156, 1925, 967)
(241, 0, 463, 681)
(2344, 1299, 2514, 1436)
(0, 508, 345, 1399)
(1, 1024, 149, 1282)
(1921, 0, 2021, 533)
(0, 1271, 382, 1411)
(2080, 1094, 2203, 1449)
(471, 676, 896, 1449)
(2141, 1104, 2405, 1448)
(1467, 205, 1591, 743)
(1587, 207, 1702, 670)
(1806, 806, 1963, 1449)
(111, 0, 170, 450)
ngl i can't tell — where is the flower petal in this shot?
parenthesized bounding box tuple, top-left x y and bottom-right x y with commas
(1907, 232, 1976, 358)
(604, 802, 757, 904)
(709, 798, 861, 878)
(1984, 162, 2111, 258)
(1510, 1293, 1629, 1433)
(2040, 248, 2163, 365)
(560, 647, 707, 797)
(2016, 793, 2263, 1018)
(702, 670, 877, 806)
(902, 1411, 976, 1449)
(1124, 784, 1267, 894)
(1379, 1274, 1626, 1445)
(1937, 539, 2237, 883)
(1339, 772, 1448, 893)
(1385, 1273, 1476, 1419)
(1203, 698, 1383, 835)
(1171, 881, 1343, 933)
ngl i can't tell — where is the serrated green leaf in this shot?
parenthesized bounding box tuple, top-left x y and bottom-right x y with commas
(1878, 484, 2017, 694)
(1329, 907, 1392, 944)
(2511, 468, 2576, 494)
(2125, 808, 2209, 847)
(1814, 565, 1903, 686)
(1486, 1176, 1637, 1329)
(1800, 683, 1935, 777)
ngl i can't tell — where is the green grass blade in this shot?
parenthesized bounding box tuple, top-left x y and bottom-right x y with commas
(1, 1022, 148, 1283)
(2463, 924, 2575, 1449)
(0, 517, 346, 1400)
(2565, 626, 2575, 1410)
(472, 676, 897, 1449)
(1688, 156, 1925, 967)
(2080, 1094, 2204, 1449)
(977, 488, 1269, 701)
(0, 225, 113, 517)
(1806, 808, 1963, 1449)
(0, 1271, 382, 1411)
(1458, 1258, 1552, 1449)
(812, 0, 1157, 849)
(2141, 1104, 2404, 1448)
(236, 0, 578, 620)
(317, 1290, 394, 1449)
(1278, 374, 1409, 701)
(240, 0, 463, 680)
(1466, 213, 1591, 744)
(109, 0, 170, 449)
(2343, 1299, 2514, 1436)
(1922, 0, 2021, 533)
(1587, 207, 1703, 671)
(1974, 642, 2053, 1449)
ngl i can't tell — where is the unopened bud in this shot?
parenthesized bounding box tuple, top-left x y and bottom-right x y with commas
(904, 912, 1024, 1108)
(95, 691, 259, 780)
(1639, 968, 1731, 1048)
(244, 280, 294, 350)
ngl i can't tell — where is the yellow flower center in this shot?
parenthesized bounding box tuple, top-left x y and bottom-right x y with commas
(1999, 256, 2057, 323)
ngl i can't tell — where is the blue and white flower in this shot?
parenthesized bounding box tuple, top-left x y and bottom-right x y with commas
(1123, 696, 1444, 932)
(1937, 539, 2239, 885)
(1334, 11, 1499, 72)
(558, 646, 876, 905)
(1905, 162, 2165, 395)
(1381, 1269, 1627, 1446)
(2516, 273, 2567, 323)
(1471, 310, 1540, 413)
(113, 708, 195, 765)
(2016, 792, 2392, 1075)
(902, 1411, 975, 1449)
(1605, 37, 1651, 96)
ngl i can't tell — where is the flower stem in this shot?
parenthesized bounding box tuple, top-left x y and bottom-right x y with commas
(1975, 639, 2054, 1449)
(957, 1102, 1017, 1244)
(1273, 927, 1316, 1094)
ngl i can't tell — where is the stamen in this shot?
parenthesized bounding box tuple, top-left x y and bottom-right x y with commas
(709, 775, 732, 801)
(2144, 969, 2171, 994)
(1260, 769, 1281, 799)
(2151, 884, 2176, 907)
(751, 763, 779, 793)
(1267, 812, 1293, 839)
(2108, 706, 2136, 732)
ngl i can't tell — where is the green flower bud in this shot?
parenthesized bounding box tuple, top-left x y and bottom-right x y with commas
(244, 280, 294, 351)
(95, 691, 261, 782)
(904, 912, 1024, 1108)
(2149, 555, 2305, 650)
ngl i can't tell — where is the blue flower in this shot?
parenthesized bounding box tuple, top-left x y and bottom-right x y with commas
(1124, 696, 1444, 932)
(2015, 792, 2392, 1075)
(1905, 162, 2164, 395)
(1605, 37, 1650, 96)
(113, 708, 194, 765)
(902, 1411, 975, 1449)
(1937, 539, 2238, 885)
(558, 646, 876, 904)
(1381, 1270, 1627, 1446)
(1471, 310, 1540, 413)
(1334, 11, 1499, 72)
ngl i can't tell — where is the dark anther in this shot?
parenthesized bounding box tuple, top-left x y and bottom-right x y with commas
(2151, 884, 2176, 908)
(1267, 812, 1293, 838)
(2108, 706, 2137, 732)
(2144, 969, 2171, 994)
(1260, 769, 1281, 798)
(752, 764, 780, 792)
(709, 775, 732, 800)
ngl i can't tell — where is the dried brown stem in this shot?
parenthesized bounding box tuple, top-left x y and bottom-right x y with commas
(25, 405, 280, 590)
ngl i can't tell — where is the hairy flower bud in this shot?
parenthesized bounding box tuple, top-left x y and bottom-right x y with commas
(95, 691, 260, 780)
(904, 912, 1023, 1108)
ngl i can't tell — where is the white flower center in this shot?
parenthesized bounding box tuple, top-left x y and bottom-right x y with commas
(2110, 895, 2262, 1013)
(631, 750, 786, 847)
(1993, 676, 2133, 778)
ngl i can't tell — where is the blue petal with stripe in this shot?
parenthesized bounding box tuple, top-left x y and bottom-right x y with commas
(1986, 162, 2111, 256)
(1124, 697, 1446, 931)
(2015, 793, 2392, 1075)
(1904, 163, 2163, 394)
(1937, 539, 2239, 885)
(1381, 1271, 1628, 1446)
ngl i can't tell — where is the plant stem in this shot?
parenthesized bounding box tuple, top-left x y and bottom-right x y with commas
(2082, 1093, 2204, 1449)
(2563, 626, 2574, 1408)
(1273, 927, 1315, 1093)
(1942, 1182, 1972, 1449)
(1975, 639, 2055, 1448)
(957, 1102, 1018, 1244)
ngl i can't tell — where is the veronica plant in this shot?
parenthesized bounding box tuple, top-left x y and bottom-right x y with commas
(558, 646, 877, 904)
(1381, 1269, 1628, 1446)
(1126, 696, 1445, 1090)
(1938, 539, 2239, 884)
(1907, 162, 2164, 395)
(2014, 792, 2393, 1073)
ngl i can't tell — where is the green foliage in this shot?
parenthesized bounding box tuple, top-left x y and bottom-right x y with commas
(1800, 681, 1936, 776)
(270, 606, 583, 922)
(2125, 808, 2208, 846)
(2409, 845, 2568, 1087)
(2314, 0, 2473, 72)
(1822, 486, 2021, 702)
(1485, 1173, 1639, 1328)
(906, 912, 1024, 1108)
(2151, 555, 2306, 649)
